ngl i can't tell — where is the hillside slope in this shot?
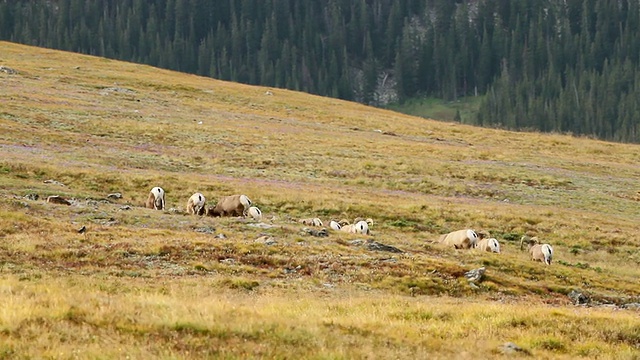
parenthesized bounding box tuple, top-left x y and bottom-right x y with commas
(1, 42, 639, 358)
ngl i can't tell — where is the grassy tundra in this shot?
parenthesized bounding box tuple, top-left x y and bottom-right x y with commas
(0, 41, 639, 359)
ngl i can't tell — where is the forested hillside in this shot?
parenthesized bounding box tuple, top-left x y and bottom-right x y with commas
(2, 0, 640, 143)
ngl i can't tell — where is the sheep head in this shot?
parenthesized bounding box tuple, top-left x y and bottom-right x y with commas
(520, 235, 539, 250)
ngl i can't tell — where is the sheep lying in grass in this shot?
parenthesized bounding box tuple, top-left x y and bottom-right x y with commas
(145, 186, 165, 210)
(520, 236, 554, 265)
(299, 218, 323, 227)
(207, 194, 251, 217)
(354, 217, 374, 226)
(247, 206, 263, 221)
(475, 237, 501, 253)
(340, 220, 370, 235)
(329, 220, 342, 231)
(186, 192, 206, 215)
(438, 229, 479, 249)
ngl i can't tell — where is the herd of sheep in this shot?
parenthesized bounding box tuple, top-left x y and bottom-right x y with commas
(146, 186, 262, 220)
(145, 186, 554, 265)
(436, 228, 554, 265)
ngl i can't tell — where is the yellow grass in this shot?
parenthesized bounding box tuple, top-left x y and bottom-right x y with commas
(0, 41, 639, 358)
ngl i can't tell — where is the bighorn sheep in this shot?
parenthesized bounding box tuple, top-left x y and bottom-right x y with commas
(438, 229, 479, 249)
(186, 192, 206, 215)
(340, 220, 370, 235)
(520, 236, 553, 265)
(145, 187, 165, 210)
(247, 206, 263, 221)
(474, 237, 501, 253)
(207, 194, 252, 217)
(354, 217, 374, 226)
(299, 218, 323, 227)
(329, 220, 342, 231)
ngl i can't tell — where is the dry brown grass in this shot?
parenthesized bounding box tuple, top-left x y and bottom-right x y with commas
(1, 41, 639, 358)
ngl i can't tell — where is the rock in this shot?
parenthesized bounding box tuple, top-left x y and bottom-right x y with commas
(348, 239, 366, 246)
(194, 226, 216, 234)
(283, 265, 301, 274)
(255, 235, 277, 245)
(215, 233, 227, 239)
(46, 195, 71, 205)
(464, 267, 486, 283)
(99, 87, 136, 95)
(620, 303, 640, 310)
(247, 222, 275, 229)
(568, 290, 589, 305)
(301, 227, 329, 237)
(43, 179, 66, 186)
(348, 239, 403, 253)
(0, 66, 18, 74)
(499, 342, 531, 356)
(364, 239, 403, 253)
(119, 205, 132, 210)
(24, 193, 39, 201)
(107, 193, 123, 199)
(85, 199, 100, 206)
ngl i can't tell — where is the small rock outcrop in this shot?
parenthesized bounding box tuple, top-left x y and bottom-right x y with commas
(24, 193, 39, 201)
(0, 66, 18, 74)
(46, 195, 71, 205)
(568, 290, 589, 305)
(107, 193, 123, 199)
(499, 342, 531, 356)
(464, 267, 486, 283)
(301, 227, 328, 237)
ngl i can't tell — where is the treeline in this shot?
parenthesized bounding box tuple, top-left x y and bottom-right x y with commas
(1, 0, 639, 143)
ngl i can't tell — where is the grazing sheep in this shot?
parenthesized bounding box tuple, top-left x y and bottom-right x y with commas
(239, 195, 252, 214)
(186, 192, 206, 215)
(299, 218, 323, 227)
(438, 229, 479, 249)
(340, 220, 370, 235)
(329, 220, 342, 231)
(475, 238, 501, 253)
(207, 194, 250, 217)
(145, 186, 165, 210)
(520, 236, 553, 265)
(247, 206, 263, 221)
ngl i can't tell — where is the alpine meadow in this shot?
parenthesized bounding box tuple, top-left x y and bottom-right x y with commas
(1, 42, 640, 359)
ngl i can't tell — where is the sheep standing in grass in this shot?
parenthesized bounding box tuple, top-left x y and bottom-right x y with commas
(207, 194, 251, 217)
(145, 187, 165, 210)
(520, 236, 554, 265)
(247, 206, 263, 221)
(438, 229, 479, 249)
(475, 238, 501, 253)
(187, 192, 206, 215)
